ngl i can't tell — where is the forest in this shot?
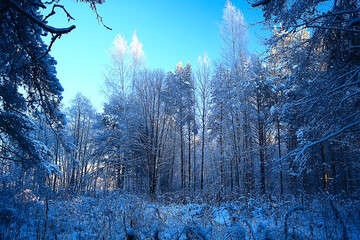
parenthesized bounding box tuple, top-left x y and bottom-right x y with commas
(1, 0, 360, 239)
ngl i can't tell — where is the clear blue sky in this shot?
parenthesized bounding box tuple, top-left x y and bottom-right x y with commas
(46, 0, 267, 111)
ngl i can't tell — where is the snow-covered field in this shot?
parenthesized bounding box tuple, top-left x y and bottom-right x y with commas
(1, 192, 360, 239)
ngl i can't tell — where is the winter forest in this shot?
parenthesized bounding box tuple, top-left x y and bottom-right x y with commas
(1, 0, 360, 239)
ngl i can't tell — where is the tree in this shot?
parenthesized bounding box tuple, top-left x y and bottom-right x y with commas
(259, 25, 310, 194)
(105, 31, 146, 95)
(130, 31, 146, 92)
(107, 34, 129, 93)
(252, 0, 360, 194)
(209, 63, 230, 192)
(182, 63, 196, 192)
(195, 52, 212, 191)
(220, 0, 248, 74)
(215, 0, 254, 193)
(65, 93, 97, 192)
(134, 69, 169, 196)
(163, 62, 195, 191)
(95, 93, 140, 191)
(0, 0, 106, 197)
(99, 31, 147, 192)
(249, 55, 272, 194)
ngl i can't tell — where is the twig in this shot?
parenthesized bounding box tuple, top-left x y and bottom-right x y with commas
(33, 33, 61, 62)
(87, 1, 112, 30)
(305, 25, 360, 33)
(43, 4, 75, 22)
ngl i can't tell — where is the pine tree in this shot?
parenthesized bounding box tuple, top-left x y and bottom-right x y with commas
(253, 0, 360, 194)
(0, 0, 106, 197)
(163, 62, 195, 191)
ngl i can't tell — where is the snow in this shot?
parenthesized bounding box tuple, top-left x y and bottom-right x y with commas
(1, 193, 359, 239)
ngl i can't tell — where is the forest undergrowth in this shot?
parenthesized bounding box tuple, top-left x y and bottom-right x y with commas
(1, 191, 359, 239)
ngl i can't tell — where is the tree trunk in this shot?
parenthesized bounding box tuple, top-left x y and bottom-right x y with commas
(277, 118, 283, 195)
(320, 144, 329, 193)
(257, 92, 266, 195)
(188, 121, 191, 192)
(340, 146, 348, 193)
(193, 124, 196, 192)
(180, 107, 184, 190)
(220, 104, 224, 192)
(201, 115, 205, 191)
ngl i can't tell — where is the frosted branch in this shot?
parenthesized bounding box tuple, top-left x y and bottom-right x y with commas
(4, 0, 76, 34)
(251, 0, 271, 8)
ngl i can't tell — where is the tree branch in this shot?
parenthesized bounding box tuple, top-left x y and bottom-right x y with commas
(4, 0, 76, 34)
(306, 24, 360, 33)
(291, 9, 360, 32)
(296, 120, 360, 160)
(33, 33, 61, 63)
(0, 155, 22, 163)
(43, 4, 75, 23)
(251, 0, 271, 8)
(349, 18, 360, 27)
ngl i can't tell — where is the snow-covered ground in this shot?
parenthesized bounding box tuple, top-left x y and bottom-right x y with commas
(1, 192, 360, 239)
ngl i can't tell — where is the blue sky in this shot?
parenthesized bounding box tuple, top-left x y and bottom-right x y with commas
(46, 0, 267, 111)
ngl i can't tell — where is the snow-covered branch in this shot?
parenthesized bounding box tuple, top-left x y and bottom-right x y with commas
(251, 0, 271, 8)
(305, 25, 360, 33)
(4, 0, 76, 34)
(295, 120, 360, 161)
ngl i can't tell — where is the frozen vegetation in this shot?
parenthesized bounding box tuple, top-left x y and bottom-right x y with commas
(1, 192, 360, 239)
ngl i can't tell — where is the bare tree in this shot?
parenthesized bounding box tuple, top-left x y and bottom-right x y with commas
(196, 53, 212, 192)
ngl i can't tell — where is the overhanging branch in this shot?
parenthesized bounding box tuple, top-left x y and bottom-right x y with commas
(4, 0, 76, 34)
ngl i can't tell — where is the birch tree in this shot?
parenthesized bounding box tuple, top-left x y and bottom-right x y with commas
(196, 53, 212, 191)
